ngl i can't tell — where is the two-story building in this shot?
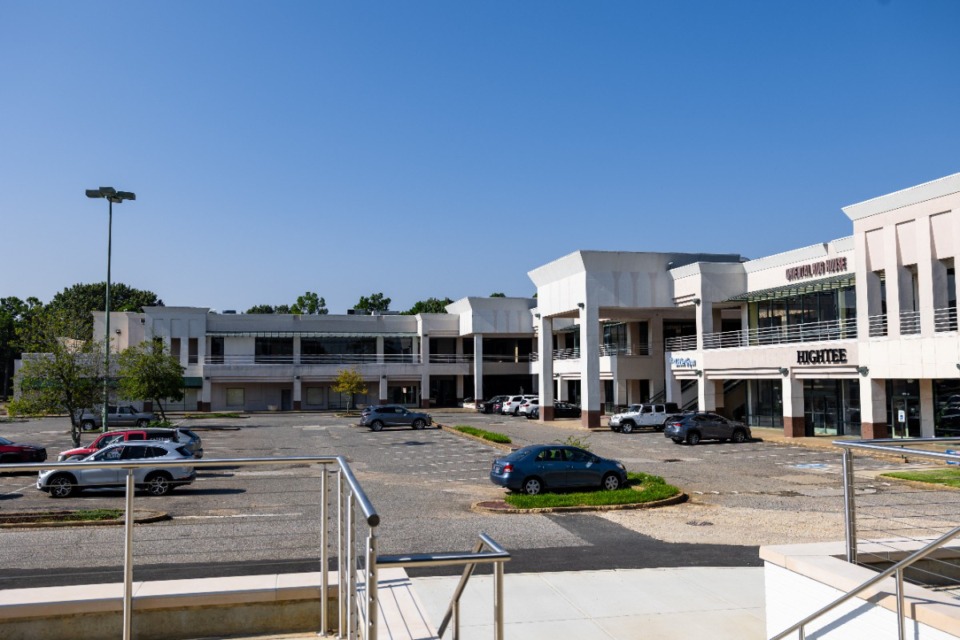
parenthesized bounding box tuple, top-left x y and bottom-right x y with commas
(91, 172, 959, 439)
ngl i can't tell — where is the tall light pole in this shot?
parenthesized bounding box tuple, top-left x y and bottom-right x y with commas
(86, 187, 136, 430)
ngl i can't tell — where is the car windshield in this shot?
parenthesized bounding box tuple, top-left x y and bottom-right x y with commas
(0, 437, 12, 445)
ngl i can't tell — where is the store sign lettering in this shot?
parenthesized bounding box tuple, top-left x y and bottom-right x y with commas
(671, 357, 697, 368)
(796, 348, 847, 365)
(785, 257, 848, 282)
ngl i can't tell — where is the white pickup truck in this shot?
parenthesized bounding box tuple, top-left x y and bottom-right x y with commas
(76, 405, 156, 430)
(608, 403, 681, 433)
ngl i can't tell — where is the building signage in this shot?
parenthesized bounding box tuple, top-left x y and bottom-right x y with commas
(671, 357, 697, 368)
(796, 348, 847, 365)
(785, 256, 848, 282)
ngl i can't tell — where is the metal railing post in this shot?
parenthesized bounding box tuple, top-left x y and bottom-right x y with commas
(123, 468, 135, 640)
(338, 468, 347, 639)
(896, 568, 905, 640)
(842, 448, 857, 564)
(494, 559, 504, 640)
(366, 532, 378, 640)
(321, 465, 330, 636)
(347, 490, 357, 639)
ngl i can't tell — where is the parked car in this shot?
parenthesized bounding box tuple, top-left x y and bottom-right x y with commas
(171, 428, 204, 459)
(75, 405, 156, 430)
(489, 444, 627, 495)
(360, 405, 433, 431)
(0, 436, 47, 463)
(57, 428, 186, 461)
(478, 396, 510, 414)
(526, 401, 582, 420)
(609, 403, 681, 433)
(663, 412, 751, 445)
(38, 441, 197, 498)
(501, 395, 537, 416)
(517, 398, 539, 416)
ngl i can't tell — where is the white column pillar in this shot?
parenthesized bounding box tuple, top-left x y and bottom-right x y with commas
(201, 377, 212, 412)
(293, 376, 302, 411)
(376, 336, 384, 364)
(293, 336, 301, 365)
(695, 300, 713, 350)
(916, 215, 936, 335)
(420, 336, 430, 408)
(665, 365, 682, 405)
(697, 374, 716, 412)
(884, 225, 903, 338)
(579, 303, 601, 428)
(473, 335, 484, 401)
(379, 375, 388, 403)
(919, 379, 935, 438)
(860, 377, 889, 439)
(538, 317, 555, 420)
(854, 231, 873, 340)
(781, 375, 805, 437)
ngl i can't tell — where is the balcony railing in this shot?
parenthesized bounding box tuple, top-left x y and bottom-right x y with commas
(428, 354, 474, 364)
(666, 318, 858, 352)
(664, 335, 698, 352)
(205, 354, 421, 365)
(599, 344, 651, 357)
(900, 310, 921, 335)
(480, 354, 535, 363)
(868, 313, 887, 337)
(934, 306, 958, 332)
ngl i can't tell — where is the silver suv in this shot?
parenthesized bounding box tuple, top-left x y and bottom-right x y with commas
(360, 405, 433, 431)
(38, 441, 196, 498)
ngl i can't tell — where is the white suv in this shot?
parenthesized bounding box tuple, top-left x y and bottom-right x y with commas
(501, 395, 537, 416)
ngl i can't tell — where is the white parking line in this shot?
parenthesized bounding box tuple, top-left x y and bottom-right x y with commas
(2, 483, 36, 496)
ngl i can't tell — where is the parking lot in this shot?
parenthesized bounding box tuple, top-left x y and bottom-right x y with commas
(0, 409, 944, 589)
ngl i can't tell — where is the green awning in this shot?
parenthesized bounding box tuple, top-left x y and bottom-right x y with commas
(726, 274, 855, 303)
(182, 377, 203, 389)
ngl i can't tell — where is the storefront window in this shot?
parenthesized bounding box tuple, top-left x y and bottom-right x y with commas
(803, 379, 860, 436)
(934, 380, 960, 436)
(746, 380, 782, 428)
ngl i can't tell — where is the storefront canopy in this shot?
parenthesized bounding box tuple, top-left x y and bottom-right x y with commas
(726, 274, 855, 303)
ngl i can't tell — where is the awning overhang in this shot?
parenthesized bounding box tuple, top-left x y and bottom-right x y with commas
(726, 274, 855, 303)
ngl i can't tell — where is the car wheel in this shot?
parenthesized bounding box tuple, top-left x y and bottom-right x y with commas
(672, 438, 684, 444)
(48, 474, 75, 498)
(412, 419, 425, 430)
(731, 429, 747, 443)
(602, 473, 622, 491)
(144, 472, 173, 496)
(81, 420, 96, 431)
(370, 420, 384, 432)
(136, 419, 149, 427)
(522, 477, 543, 496)
(686, 431, 701, 446)
(621, 422, 634, 434)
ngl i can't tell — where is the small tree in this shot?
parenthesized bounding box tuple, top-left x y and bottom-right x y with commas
(8, 311, 104, 446)
(404, 297, 453, 315)
(291, 291, 329, 315)
(353, 293, 391, 313)
(117, 338, 186, 421)
(332, 368, 368, 410)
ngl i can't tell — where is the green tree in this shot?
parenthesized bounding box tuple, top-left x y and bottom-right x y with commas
(0, 296, 44, 400)
(45, 283, 163, 340)
(489, 292, 506, 297)
(291, 291, 328, 315)
(8, 311, 105, 446)
(353, 293, 391, 313)
(404, 297, 453, 315)
(116, 338, 186, 421)
(332, 368, 368, 410)
(245, 304, 277, 314)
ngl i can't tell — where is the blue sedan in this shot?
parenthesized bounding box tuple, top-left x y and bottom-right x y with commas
(489, 444, 627, 495)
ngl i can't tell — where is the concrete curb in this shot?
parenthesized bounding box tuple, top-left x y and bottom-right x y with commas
(0, 509, 170, 529)
(471, 492, 688, 514)
(437, 424, 515, 451)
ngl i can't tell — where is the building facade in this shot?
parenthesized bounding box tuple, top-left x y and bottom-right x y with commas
(88, 173, 959, 438)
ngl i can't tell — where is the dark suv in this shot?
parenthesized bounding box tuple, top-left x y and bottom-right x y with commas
(360, 405, 433, 431)
(664, 412, 751, 445)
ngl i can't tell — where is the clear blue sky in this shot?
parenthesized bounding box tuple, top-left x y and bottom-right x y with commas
(3, 1, 959, 314)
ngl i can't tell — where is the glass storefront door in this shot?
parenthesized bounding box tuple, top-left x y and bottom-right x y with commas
(886, 380, 921, 438)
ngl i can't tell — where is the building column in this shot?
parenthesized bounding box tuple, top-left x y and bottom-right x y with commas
(919, 378, 935, 437)
(379, 375, 388, 404)
(695, 300, 714, 350)
(557, 377, 568, 401)
(376, 336, 384, 364)
(420, 336, 431, 408)
(201, 377, 212, 412)
(860, 378, 889, 439)
(293, 336, 301, 365)
(781, 375, 805, 437)
(473, 335, 484, 401)
(665, 366, 682, 405)
(579, 303, 601, 428)
(538, 317, 555, 421)
(884, 225, 903, 338)
(916, 215, 936, 335)
(697, 374, 717, 412)
(293, 376, 302, 411)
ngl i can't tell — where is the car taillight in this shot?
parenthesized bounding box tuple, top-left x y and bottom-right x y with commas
(503, 463, 513, 473)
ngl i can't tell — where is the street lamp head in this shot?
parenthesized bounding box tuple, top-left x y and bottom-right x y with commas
(86, 187, 136, 203)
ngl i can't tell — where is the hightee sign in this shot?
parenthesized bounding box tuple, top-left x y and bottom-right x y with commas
(785, 256, 848, 282)
(796, 348, 848, 365)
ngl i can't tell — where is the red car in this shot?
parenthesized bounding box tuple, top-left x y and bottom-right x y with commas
(0, 436, 47, 463)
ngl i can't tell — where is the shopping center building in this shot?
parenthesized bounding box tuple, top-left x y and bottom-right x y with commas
(93, 172, 959, 439)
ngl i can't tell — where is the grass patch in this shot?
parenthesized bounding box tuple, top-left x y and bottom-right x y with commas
(504, 472, 680, 509)
(0, 509, 124, 525)
(183, 412, 242, 419)
(454, 425, 511, 444)
(882, 468, 960, 488)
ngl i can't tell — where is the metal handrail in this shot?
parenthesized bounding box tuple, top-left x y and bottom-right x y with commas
(770, 525, 960, 640)
(205, 354, 420, 365)
(377, 532, 510, 639)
